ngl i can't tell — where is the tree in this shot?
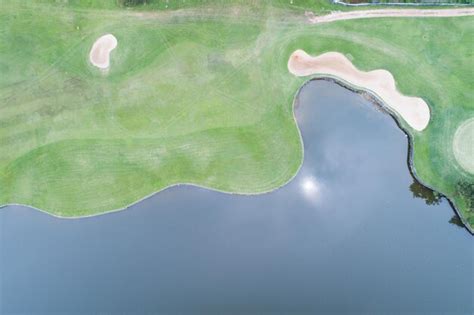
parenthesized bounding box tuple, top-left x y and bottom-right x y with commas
(456, 181, 474, 211)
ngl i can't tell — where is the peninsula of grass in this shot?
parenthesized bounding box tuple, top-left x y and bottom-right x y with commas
(0, 1, 472, 231)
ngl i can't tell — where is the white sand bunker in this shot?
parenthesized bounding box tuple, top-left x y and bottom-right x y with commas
(89, 34, 117, 69)
(288, 49, 430, 131)
(453, 118, 474, 174)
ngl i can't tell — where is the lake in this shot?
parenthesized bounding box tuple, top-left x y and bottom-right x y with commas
(1, 80, 472, 314)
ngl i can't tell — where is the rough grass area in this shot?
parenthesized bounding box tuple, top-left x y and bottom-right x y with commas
(0, 1, 473, 229)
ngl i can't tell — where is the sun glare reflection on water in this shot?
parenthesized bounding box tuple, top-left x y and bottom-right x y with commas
(300, 176, 321, 204)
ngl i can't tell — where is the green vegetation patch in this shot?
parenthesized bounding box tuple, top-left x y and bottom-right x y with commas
(0, 1, 473, 230)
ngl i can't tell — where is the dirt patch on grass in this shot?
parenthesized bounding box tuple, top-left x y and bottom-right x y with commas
(288, 49, 430, 131)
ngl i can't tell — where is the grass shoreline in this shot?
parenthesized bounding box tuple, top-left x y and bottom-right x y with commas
(1, 76, 471, 235)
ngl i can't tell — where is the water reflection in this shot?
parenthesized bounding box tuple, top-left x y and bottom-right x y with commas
(300, 176, 321, 203)
(449, 215, 466, 228)
(409, 178, 470, 230)
(409, 178, 442, 205)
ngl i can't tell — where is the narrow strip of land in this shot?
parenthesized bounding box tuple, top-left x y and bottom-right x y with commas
(307, 8, 474, 24)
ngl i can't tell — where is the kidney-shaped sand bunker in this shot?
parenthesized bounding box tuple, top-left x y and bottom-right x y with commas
(89, 34, 117, 69)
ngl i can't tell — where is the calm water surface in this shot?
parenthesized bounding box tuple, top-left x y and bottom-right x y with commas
(1, 81, 472, 314)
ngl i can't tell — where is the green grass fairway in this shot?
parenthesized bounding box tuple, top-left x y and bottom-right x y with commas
(0, 1, 473, 230)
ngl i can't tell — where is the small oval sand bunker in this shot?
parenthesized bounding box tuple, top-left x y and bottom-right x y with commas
(89, 34, 117, 69)
(453, 118, 474, 174)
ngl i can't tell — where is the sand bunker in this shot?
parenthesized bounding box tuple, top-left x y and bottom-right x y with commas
(288, 50, 430, 131)
(89, 34, 117, 69)
(453, 118, 474, 174)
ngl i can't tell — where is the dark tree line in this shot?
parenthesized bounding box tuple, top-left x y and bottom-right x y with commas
(118, 0, 148, 7)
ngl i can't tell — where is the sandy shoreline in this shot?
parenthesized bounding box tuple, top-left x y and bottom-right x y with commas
(288, 49, 430, 131)
(307, 8, 474, 24)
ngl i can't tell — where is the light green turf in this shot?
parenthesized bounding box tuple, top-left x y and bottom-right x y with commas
(0, 1, 473, 230)
(453, 118, 474, 174)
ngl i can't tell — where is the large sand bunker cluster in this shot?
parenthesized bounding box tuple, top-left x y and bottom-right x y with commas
(288, 50, 430, 131)
(89, 34, 117, 69)
(453, 118, 474, 174)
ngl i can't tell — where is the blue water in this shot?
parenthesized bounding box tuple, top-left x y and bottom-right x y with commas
(1, 80, 472, 314)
